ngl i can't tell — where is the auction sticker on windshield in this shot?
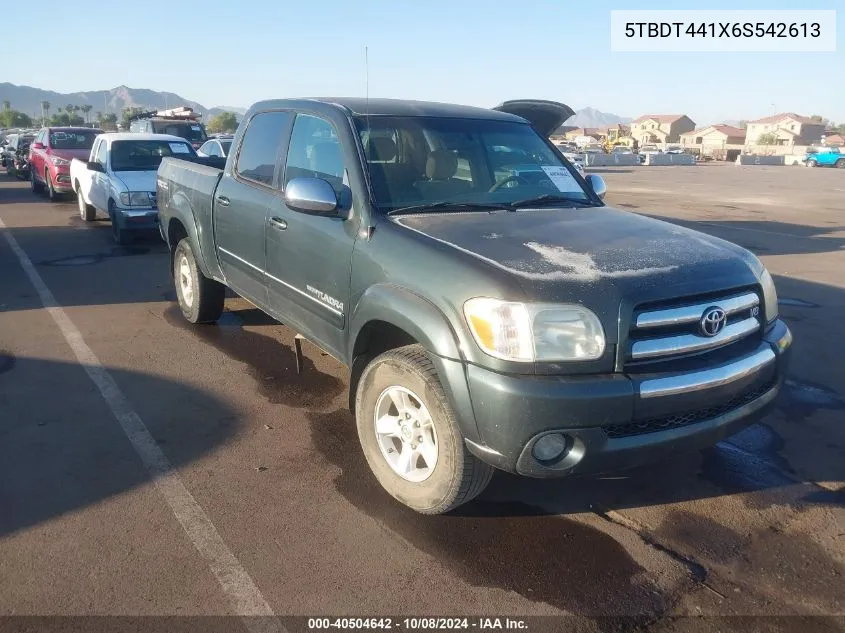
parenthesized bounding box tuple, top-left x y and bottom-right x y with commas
(541, 165, 580, 192)
(170, 143, 190, 153)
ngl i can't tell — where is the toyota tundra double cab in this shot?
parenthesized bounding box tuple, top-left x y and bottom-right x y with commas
(156, 98, 792, 514)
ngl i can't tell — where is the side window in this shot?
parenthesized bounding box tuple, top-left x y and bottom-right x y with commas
(207, 142, 221, 157)
(235, 111, 292, 187)
(284, 114, 344, 194)
(96, 141, 108, 166)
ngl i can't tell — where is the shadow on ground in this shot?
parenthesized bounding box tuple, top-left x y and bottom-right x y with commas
(0, 356, 240, 538)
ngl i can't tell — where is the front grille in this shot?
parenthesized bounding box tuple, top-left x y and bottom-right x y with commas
(603, 377, 776, 439)
(626, 289, 761, 367)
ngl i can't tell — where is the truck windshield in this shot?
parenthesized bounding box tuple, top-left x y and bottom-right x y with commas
(354, 116, 591, 212)
(152, 121, 207, 143)
(50, 130, 98, 150)
(110, 140, 194, 171)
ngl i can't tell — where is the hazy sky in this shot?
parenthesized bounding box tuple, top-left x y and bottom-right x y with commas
(3, 0, 842, 125)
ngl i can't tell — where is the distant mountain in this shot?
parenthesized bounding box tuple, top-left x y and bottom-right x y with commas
(0, 82, 244, 120)
(564, 107, 632, 129)
(210, 105, 247, 116)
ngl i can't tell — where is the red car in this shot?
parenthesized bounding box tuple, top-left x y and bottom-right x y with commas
(30, 127, 102, 201)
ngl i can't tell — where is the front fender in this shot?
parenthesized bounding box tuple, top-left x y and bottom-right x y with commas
(348, 284, 463, 362)
(348, 285, 484, 443)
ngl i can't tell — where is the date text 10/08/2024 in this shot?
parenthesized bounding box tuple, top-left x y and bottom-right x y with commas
(307, 617, 528, 630)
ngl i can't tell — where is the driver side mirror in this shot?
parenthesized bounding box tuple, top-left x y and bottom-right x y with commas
(284, 177, 340, 216)
(87, 161, 104, 173)
(585, 174, 607, 200)
(32, 142, 44, 150)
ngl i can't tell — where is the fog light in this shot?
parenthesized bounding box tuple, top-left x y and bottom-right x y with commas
(532, 433, 568, 462)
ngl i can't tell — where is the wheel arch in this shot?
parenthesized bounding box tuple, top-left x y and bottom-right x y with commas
(347, 285, 482, 442)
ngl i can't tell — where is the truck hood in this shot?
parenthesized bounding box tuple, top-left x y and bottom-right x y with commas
(113, 170, 158, 193)
(392, 207, 760, 314)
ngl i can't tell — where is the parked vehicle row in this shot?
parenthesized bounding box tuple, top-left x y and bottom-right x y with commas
(155, 97, 792, 515)
(2, 132, 36, 179)
(71, 133, 203, 244)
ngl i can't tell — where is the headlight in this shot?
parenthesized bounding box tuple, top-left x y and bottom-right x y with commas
(119, 191, 154, 207)
(463, 298, 605, 362)
(50, 156, 69, 166)
(760, 268, 778, 323)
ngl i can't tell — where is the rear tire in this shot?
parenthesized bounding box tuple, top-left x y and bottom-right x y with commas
(77, 185, 95, 222)
(806, 159, 817, 168)
(31, 168, 44, 194)
(836, 159, 845, 169)
(173, 238, 225, 324)
(355, 344, 493, 514)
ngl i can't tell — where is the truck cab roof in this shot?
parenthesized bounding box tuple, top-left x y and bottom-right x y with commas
(246, 98, 574, 136)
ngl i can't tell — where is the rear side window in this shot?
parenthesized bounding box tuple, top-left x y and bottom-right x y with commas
(235, 111, 292, 187)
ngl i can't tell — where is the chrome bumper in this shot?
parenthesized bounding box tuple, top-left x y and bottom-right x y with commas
(639, 323, 792, 400)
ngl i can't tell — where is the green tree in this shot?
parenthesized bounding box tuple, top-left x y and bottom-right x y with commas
(81, 104, 93, 122)
(64, 104, 75, 116)
(100, 113, 118, 131)
(0, 109, 33, 128)
(49, 112, 85, 126)
(738, 120, 748, 129)
(40, 100, 51, 125)
(207, 111, 239, 133)
(757, 132, 778, 145)
(2, 100, 10, 112)
(121, 106, 147, 129)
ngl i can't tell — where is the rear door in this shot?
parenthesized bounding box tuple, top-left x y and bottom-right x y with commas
(491, 100, 575, 137)
(264, 112, 357, 359)
(212, 110, 293, 309)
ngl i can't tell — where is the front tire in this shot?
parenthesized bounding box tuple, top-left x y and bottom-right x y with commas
(836, 159, 845, 169)
(355, 345, 493, 514)
(45, 169, 59, 202)
(77, 186, 95, 221)
(807, 159, 817, 168)
(173, 238, 225, 324)
(108, 200, 131, 245)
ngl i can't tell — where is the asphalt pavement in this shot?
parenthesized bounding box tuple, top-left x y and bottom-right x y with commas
(0, 166, 842, 632)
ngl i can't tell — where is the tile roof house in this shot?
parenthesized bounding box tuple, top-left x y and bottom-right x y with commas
(744, 113, 826, 146)
(563, 127, 602, 141)
(631, 114, 696, 144)
(680, 124, 746, 147)
(821, 133, 844, 147)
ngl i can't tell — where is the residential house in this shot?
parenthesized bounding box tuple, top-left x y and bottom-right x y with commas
(680, 124, 746, 159)
(821, 133, 844, 147)
(564, 127, 602, 141)
(631, 115, 696, 145)
(744, 113, 826, 147)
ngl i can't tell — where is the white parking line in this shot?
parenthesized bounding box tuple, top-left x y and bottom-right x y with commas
(0, 217, 284, 633)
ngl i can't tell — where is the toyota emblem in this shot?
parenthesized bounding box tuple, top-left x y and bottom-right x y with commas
(700, 307, 727, 337)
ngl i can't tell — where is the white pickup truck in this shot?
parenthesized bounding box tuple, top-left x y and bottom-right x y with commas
(70, 133, 198, 244)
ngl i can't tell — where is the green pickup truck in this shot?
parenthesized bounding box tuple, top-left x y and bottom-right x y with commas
(156, 98, 792, 514)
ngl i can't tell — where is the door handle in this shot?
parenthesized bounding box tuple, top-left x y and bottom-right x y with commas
(216, 195, 230, 206)
(269, 217, 287, 230)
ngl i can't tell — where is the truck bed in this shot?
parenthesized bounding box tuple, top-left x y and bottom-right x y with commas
(158, 156, 225, 229)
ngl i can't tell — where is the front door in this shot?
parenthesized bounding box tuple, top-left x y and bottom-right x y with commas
(265, 112, 358, 359)
(90, 139, 109, 211)
(213, 110, 293, 308)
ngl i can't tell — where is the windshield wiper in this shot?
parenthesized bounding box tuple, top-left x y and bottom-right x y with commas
(386, 201, 513, 216)
(507, 194, 595, 209)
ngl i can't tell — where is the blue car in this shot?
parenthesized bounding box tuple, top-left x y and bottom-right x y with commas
(805, 147, 844, 168)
